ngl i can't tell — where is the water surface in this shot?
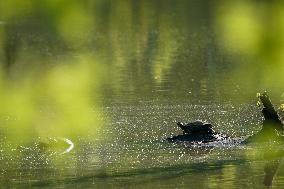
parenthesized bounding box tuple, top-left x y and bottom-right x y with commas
(1, 0, 284, 188)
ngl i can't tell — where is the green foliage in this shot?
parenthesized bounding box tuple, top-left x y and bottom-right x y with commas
(0, 1, 284, 186)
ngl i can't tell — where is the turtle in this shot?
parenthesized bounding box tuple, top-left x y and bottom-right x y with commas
(177, 121, 215, 135)
(167, 92, 284, 144)
(167, 121, 228, 143)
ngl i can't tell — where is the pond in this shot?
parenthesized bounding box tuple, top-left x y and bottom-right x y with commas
(1, 0, 284, 188)
(2, 102, 284, 188)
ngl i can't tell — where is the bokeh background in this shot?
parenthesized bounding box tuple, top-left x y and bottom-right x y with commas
(1, 0, 284, 138)
(1, 0, 284, 188)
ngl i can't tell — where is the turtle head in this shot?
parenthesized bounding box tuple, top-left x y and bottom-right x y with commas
(176, 122, 184, 127)
(177, 122, 184, 126)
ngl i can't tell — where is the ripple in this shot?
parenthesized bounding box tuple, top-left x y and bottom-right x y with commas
(60, 138, 75, 154)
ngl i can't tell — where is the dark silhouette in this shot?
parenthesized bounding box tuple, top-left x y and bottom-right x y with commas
(245, 92, 284, 143)
(168, 92, 284, 144)
(167, 121, 228, 143)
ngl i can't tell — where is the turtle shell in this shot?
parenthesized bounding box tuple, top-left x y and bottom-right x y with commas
(177, 121, 214, 135)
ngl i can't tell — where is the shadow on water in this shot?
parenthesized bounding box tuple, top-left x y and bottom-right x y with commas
(19, 158, 248, 188)
(15, 142, 284, 189)
(263, 154, 282, 187)
(1, 132, 284, 188)
(261, 137, 284, 187)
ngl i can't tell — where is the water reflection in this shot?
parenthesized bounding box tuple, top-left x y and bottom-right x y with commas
(1, 1, 284, 103)
(0, 102, 278, 188)
(1, 0, 284, 188)
(0, 94, 279, 186)
(263, 156, 281, 187)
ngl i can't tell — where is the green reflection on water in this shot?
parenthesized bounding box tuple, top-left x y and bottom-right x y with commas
(1, 0, 284, 188)
(0, 54, 104, 140)
(1, 0, 284, 101)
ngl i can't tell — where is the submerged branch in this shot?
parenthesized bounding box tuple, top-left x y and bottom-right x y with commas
(259, 92, 284, 133)
(245, 92, 284, 143)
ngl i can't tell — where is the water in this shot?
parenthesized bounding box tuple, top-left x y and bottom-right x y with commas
(1, 0, 284, 188)
(2, 102, 284, 188)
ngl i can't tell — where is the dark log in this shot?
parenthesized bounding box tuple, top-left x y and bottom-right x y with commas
(244, 92, 284, 143)
(259, 92, 284, 133)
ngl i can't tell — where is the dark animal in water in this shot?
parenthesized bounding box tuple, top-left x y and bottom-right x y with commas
(167, 121, 228, 143)
(177, 121, 214, 135)
(167, 92, 284, 144)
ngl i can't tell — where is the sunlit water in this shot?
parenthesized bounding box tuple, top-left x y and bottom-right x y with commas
(1, 1, 284, 188)
(2, 101, 284, 188)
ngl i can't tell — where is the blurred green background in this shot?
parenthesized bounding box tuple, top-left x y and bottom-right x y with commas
(1, 0, 284, 138)
(0, 0, 284, 188)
